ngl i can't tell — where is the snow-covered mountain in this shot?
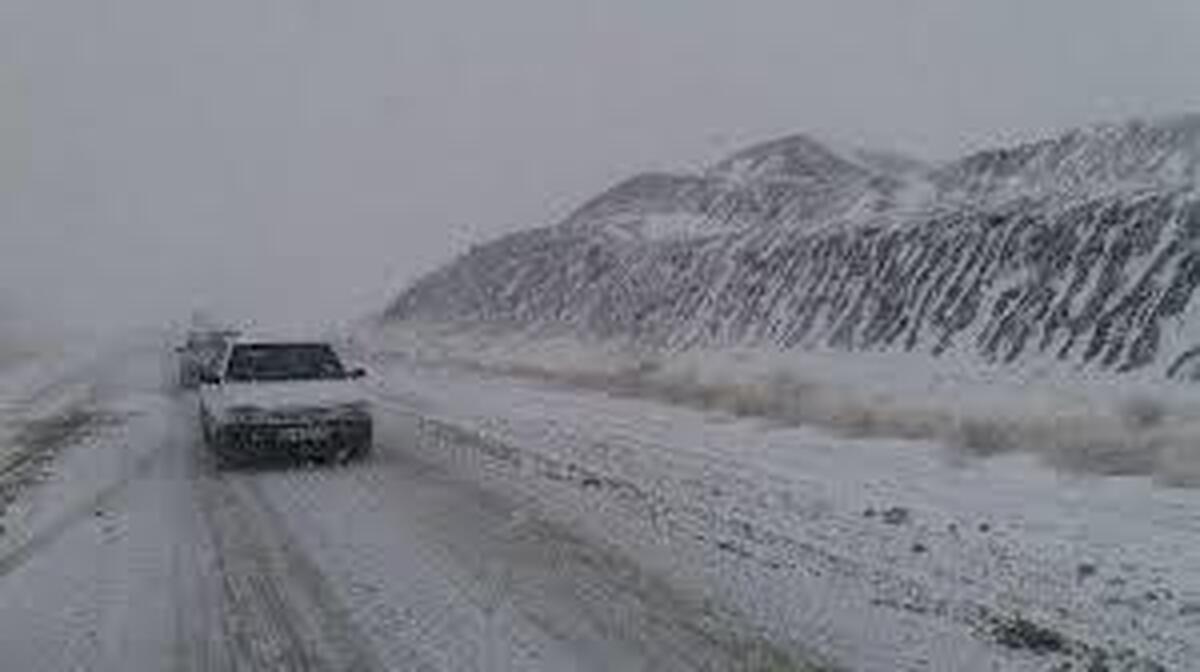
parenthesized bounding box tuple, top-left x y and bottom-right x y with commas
(387, 115, 1200, 379)
(559, 133, 920, 242)
(933, 114, 1200, 204)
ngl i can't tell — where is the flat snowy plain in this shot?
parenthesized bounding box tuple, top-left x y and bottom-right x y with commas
(0, 336, 1197, 670)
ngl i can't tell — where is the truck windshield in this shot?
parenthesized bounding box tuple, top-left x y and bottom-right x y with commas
(225, 343, 346, 382)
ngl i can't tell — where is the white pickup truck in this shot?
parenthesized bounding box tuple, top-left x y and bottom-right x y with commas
(198, 338, 373, 468)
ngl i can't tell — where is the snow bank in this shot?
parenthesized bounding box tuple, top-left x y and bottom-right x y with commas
(364, 322, 1200, 486)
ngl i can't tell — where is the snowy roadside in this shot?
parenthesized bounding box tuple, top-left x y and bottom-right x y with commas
(0, 347, 111, 529)
(0, 343, 162, 544)
(360, 323, 1200, 487)
(364, 349, 1197, 671)
(0, 347, 224, 672)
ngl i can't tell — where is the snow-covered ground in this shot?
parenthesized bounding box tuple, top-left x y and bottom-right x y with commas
(363, 323, 1200, 486)
(366, 355, 1197, 671)
(356, 325, 1200, 670)
(0, 342, 823, 671)
(0, 338, 120, 522)
(4, 333, 1197, 670)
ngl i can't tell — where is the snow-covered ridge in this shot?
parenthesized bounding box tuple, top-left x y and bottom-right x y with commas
(388, 114, 1200, 379)
(934, 114, 1200, 204)
(561, 133, 918, 241)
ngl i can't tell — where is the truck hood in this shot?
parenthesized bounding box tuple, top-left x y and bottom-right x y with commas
(204, 379, 369, 420)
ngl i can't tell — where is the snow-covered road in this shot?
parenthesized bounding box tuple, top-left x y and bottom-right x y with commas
(0, 346, 801, 671)
(2, 344, 1197, 671)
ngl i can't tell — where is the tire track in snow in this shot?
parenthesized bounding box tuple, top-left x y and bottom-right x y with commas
(194, 456, 387, 672)
(239, 475, 392, 672)
(165, 415, 234, 672)
(365, 404, 823, 671)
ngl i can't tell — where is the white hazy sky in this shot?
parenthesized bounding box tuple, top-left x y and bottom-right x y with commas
(3, 0, 1200, 332)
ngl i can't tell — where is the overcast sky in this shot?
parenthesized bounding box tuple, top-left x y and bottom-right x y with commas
(3, 0, 1200, 333)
